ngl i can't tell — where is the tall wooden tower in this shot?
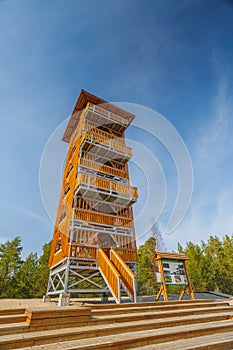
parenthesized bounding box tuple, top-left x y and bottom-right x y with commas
(47, 90, 138, 303)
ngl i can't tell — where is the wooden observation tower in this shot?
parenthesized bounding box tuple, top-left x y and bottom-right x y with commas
(47, 90, 138, 303)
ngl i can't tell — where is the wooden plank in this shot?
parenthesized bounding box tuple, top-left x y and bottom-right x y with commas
(0, 309, 25, 316)
(15, 319, 233, 350)
(91, 301, 232, 316)
(133, 331, 233, 349)
(0, 314, 26, 324)
(25, 306, 91, 320)
(93, 305, 233, 324)
(0, 312, 232, 349)
(29, 315, 91, 327)
(0, 323, 29, 336)
(87, 299, 216, 309)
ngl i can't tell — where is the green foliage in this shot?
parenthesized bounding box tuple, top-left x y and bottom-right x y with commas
(32, 242, 51, 297)
(0, 236, 23, 297)
(0, 237, 51, 298)
(0, 233, 232, 298)
(179, 234, 233, 294)
(178, 241, 206, 292)
(137, 237, 159, 295)
(138, 234, 233, 297)
(13, 253, 38, 298)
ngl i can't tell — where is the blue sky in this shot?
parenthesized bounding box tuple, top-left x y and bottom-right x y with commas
(0, 0, 233, 257)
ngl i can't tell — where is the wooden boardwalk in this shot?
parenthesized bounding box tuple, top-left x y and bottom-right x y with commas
(0, 299, 233, 349)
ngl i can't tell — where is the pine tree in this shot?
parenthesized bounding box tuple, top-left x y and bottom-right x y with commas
(178, 241, 205, 292)
(137, 237, 159, 295)
(0, 236, 23, 297)
(13, 253, 38, 298)
(32, 241, 51, 297)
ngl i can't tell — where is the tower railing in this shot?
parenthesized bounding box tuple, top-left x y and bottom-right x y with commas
(80, 131, 132, 160)
(114, 248, 138, 262)
(73, 195, 132, 218)
(79, 157, 129, 180)
(75, 173, 138, 200)
(85, 102, 130, 128)
(83, 119, 125, 142)
(69, 244, 98, 260)
(73, 209, 133, 228)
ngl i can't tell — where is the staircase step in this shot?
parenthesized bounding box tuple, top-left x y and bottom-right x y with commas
(92, 305, 233, 324)
(0, 314, 27, 325)
(0, 309, 25, 316)
(87, 299, 214, 309)
(0, 322, 29, 336)
(91, 301, 229, 316)
(18, 319, 233, 350)
(1, 312, 232, 349)
(133, 331, 233, 350)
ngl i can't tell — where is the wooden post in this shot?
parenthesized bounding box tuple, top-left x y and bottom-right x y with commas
(183, 260, 195, 300)
(158, 259, 168, 301)
(154, 251, 195, 302)
(156, 285, 163, 301)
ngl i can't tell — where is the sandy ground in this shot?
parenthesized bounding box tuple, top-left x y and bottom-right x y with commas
(0, 294, 231, 310)
(0, 297, 119, 309)
(0, 296, 141, 309)
(0, 298, 59, 309)
(0, 298, 98, 310)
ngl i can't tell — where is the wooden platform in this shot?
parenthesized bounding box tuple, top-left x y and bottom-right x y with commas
(0, 300, 233, 349)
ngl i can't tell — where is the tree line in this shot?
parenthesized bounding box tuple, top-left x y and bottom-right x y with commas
(0, 237, 51, 298)
(0, 234, 232, 298)
(137, 234, 233, 296)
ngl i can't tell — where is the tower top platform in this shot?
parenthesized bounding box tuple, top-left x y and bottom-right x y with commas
(62, 89, 135, 143)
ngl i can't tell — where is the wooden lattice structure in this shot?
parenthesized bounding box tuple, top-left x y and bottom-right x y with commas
(47, 90, 138, 303)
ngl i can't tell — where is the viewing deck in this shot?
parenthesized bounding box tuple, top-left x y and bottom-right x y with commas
(85, 102, 130, 133)
(75, 173, 138, 205)
(80, 130, 132, 163)
(78, 157, 129, 182)
(73, 209, 134, 229)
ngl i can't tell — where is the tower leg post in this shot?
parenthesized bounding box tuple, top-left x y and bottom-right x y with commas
(58, 293, 70, 307)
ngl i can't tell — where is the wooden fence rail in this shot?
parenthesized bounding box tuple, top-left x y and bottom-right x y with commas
(110, 248, 137, 301)
(98, 248, 121, 303)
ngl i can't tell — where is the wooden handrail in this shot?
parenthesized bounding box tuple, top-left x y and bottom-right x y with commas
(81, 131, 132, 157)
(74, 195, 132, 217)
(86, 102, 130, 127)
(98, 248, 121, 303)
(84, 120, 124, 143)
(110, 248, 136, 300)
(74, 209, 133, 228)
(76, 173, 138, 198)
(69, 244, 97, 259)
(114, 248, 138, 262)
(79, 157, 129, 180)
(82, 151, 126, 171)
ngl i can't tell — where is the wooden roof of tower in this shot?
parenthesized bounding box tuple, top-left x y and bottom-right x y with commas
(62, 90, 135, 143)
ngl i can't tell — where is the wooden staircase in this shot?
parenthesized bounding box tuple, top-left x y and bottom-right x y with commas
(98, 248, 137, 303)
(0, 300, 233, 349)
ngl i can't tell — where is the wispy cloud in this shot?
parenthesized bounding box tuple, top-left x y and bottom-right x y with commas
(17, 209, 51, 225)
(170, 50, 233, 250)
